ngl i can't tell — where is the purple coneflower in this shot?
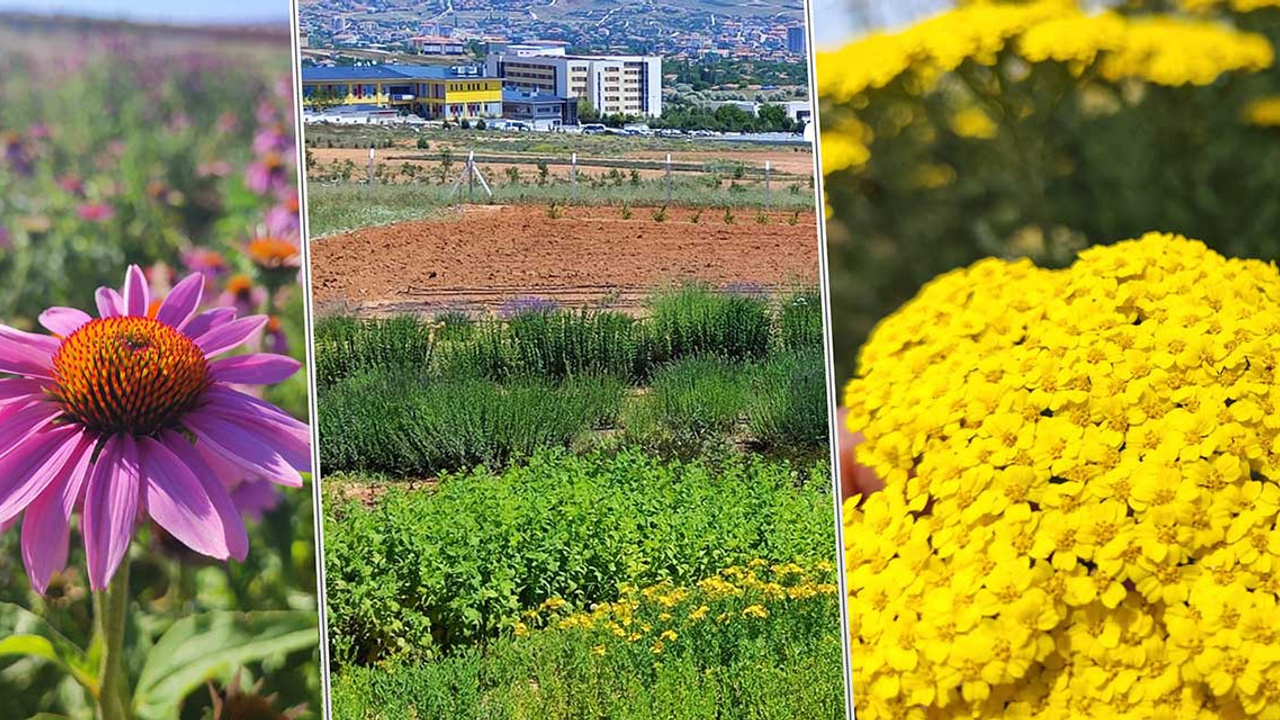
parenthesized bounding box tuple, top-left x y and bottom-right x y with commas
(0, 266, 310, 592)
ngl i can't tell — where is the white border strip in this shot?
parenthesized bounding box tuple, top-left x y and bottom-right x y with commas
(801, 1, 856, 718)
(287, 3, 335, 718)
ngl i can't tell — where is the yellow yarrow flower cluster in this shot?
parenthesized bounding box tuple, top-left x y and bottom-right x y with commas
(1245, 97, 1280, 127)
(513, 560, 838, 651)
(1183, 0, 1280, 12)
(817, 2, 1272, 103)
(1096, 16, 1273, 86)
(843, 234, 1280, 718)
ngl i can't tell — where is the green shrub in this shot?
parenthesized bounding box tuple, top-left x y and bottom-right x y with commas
(314, 314, 433, 388)
(629, 356, 746, 451)
(647, 284, 771, 366)
(317, 371, 624, 476)
(321, 449, 833, 664)
(745, 350, 829, 452)
(440, 310, 644, 382)
(777, 288, 824, 352)
(434, 310, 475, 343)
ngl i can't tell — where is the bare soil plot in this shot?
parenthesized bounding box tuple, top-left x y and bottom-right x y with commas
(310, 204, 820, 316)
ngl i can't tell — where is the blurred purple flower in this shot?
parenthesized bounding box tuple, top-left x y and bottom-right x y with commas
(245, 152, 291, 196)
(58, 175, 85, 197)
(182, 247, 229, 286)
(265, 316, 289, 355)
(218, 274, 267, 316)
(265, 194, 301, 237)
(2, 132, 33, 176)
(0, 226, 10, 250)
(253, 124, 292, 156)
(77, 203, 115, 223)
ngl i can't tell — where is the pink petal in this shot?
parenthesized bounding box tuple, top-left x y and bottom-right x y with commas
(138, 435, 246, 562)
(123, 265, 149, 317)
(0, 425, 87, 525)
(0, 378, 48, 407)
(196, 315, 268, 358)
(210, 354, 300, 385)
(184, 413, 304, 487)
(0, 324, 58, 378)
(95, 287, 124, 318)
(21, 433, 95, 593)
(183, 307, 236, 339)
(83, 435, 141, 591)
(201, 388, 310, 469)
(155, 273, 204, 330)
(0, 402, 64, 464)
(157, 431, 249, 560)
(204, 385, 309, 434)
(38, 307, 92, 337)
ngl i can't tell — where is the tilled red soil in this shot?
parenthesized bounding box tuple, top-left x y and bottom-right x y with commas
(310, 204, 821, 316)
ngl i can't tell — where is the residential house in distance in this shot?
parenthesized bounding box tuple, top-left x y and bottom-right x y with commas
(300, 65, 502, 120)
(485, 43, 662, 118)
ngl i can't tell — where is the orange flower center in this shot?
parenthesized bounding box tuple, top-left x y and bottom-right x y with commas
(52, 317, 210, 435)
(247, 237, 299, 268)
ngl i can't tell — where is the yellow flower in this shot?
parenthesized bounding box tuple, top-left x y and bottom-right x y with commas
(843, 234, 1280, 717)
(742, 604, 769, 619)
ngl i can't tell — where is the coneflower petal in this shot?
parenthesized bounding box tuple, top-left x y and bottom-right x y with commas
(83, 435, 141, 591)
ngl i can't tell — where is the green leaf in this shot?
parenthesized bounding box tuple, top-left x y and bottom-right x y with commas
(132, 610, 318, 720)
(0, 602, 97, 695)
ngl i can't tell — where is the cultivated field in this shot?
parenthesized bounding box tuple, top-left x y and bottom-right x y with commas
(311, 204, 820, 316)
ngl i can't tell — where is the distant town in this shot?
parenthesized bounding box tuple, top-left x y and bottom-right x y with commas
(297, 0, 811, 135)
(299, 0, 808, 61)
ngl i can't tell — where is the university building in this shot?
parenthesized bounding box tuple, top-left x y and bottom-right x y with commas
(484, 45, 662, 118)
(300, 65, 502, 120)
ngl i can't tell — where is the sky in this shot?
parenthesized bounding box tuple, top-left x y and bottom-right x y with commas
(809, 0, 951, 49)
(0, 0, 290, 24)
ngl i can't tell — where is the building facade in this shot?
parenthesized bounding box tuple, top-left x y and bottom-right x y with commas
(501, 88, 579, 128)
(787, 25, 806, 55)
(485, 48, 662, 118)
(300, 65, 502, 120)
(410, 36, 465, 55)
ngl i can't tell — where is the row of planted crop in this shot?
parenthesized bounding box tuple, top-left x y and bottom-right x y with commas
(313, 284, 823, 389)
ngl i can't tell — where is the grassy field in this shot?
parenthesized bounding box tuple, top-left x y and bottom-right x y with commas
(306, 180, 812, 237)
(315, 283, 841, 718)
(303, 126, 816, 236)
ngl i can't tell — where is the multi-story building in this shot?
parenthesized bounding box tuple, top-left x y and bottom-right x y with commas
(485, 45, 662, 118)
(501, 88, 579, 128)
(300, 65, 502, 120)
(410, 35, 465, 55)
(786, 25, 806, 55)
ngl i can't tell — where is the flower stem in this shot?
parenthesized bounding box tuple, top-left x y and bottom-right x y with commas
(94, 556, 132, 720)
